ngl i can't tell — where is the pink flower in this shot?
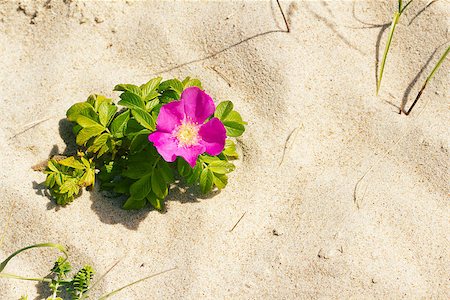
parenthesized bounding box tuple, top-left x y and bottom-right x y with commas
(148, 87, 226, 167)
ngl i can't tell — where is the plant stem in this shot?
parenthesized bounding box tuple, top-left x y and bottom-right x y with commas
(403, 44, 449, 115)
(377, 11, 400, 95)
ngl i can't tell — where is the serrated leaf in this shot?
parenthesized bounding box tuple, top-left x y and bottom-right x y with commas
(118, 91, 145, 110)
(200, 168, 214, 194)
(146, 192, 163, 210)
(76, 125, 105, 145)
(114, 84, 142, 97)
(140, 77, 162, 100)
(122, 196, 147, 210)
(223, 121, 245, 137)
(151, 171, 168, 199)
(98, 102, 117, 127)
(129, 173, 152, 200)
(110, 110, 130, 138)
(213, 173, 228, 189)
(158, 79, 184, 94)
(58, 157, 85, 170)
(215, 101, 234, 120)
(66, 102, 96, 122)
(132, 108, 155, 130)
(145, 98, 160, 112)
(208, 161, 235, 174)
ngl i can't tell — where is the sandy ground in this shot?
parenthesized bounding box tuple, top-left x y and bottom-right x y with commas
(0, 0, 449, 299)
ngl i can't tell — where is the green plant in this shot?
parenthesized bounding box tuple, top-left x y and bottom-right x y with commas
(42, 77, 246, 210)
(377, 0, 413, 95)
(1, 243, 176, 299)
(402, 44, 449, 115)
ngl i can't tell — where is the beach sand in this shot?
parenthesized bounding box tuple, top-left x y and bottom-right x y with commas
(0, 0, 449, 298)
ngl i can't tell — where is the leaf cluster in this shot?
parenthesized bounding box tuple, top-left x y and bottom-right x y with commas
(43, 77, 246, 210)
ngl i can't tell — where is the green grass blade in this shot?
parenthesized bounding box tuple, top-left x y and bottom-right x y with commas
(0, 272, 51, 282)
(97, 266, 177, 300)
(377, 12, 400, 95)
(0, 243, 68, 272)
(404, 44, 449, 115)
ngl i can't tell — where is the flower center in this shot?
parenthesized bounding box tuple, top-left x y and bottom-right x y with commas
(173, 120, 200, 147)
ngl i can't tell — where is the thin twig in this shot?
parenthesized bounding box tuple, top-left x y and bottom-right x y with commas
(279, 125, 301, 166)
(8, 117, 52, 140)
(229, 212, 246, 232)
(276, 0, 290, 33)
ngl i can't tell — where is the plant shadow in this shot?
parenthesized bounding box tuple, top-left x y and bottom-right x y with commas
(34, 118, 222, 229)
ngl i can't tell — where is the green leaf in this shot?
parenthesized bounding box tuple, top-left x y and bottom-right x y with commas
(59, 178, 80, 197)
(98, 102, 117, 127)
(140, 77, 162, 100)
(182, 77, 202, 89)
(224, 111, 246, 124)
(186, 163, 202, 184)
(114, 84, 142, 97)
(118, 91, 145, 110)
(215, 101, 234, 120)
(47, 160, 60, 172)
(79, 168, 95, 187)
(87, 94, 113, 112)
(158, 79, 184, 94)
(110, 110, 130, 138)
(76, 125, 105, 145)
(145, 98, 160, 112)
(146, 192, 163, 211)
(132, 108, 155, 130)
(129, 173, 152, 200)
(66, 102, 96, 122)
(159, 90, 180, 103)
(129, 133, 151, 153)
(87, 133, 110, 154)
(223, 139, 238, 158)
(76, 115, 102, 128)
(58, 157, 85, 170)
(177, 158, 193, 177)
(158, 160, 174, 183)
(223, 121, 245, 137)
(123, 196, 147, 210)
(151, 171, 168, 199)
(213, 173, 228, 189)
(208, 161, 235, 174)
(200, 168, 214, 194)
(122, 161, 153, 179)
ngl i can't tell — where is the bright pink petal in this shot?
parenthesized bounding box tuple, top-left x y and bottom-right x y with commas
(199, 117, 226, 156)
(176, 144, 206, 168)
(148, 132, 178, 162)
(156, 100, 185, 133)
(181, 87, 215, 124)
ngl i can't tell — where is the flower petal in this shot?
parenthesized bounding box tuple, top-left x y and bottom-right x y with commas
(199, 117, 226, 156)
(176, 144, 206, 168)
(181, 87, 215, 124)
(148, 132, 178, 163)
(156, 100, 185, 133)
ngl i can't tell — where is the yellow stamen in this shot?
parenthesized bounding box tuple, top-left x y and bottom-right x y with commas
(174, 121, 199, 147)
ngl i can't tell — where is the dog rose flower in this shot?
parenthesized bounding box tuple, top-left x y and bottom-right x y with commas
(148, 87, 226, 167)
